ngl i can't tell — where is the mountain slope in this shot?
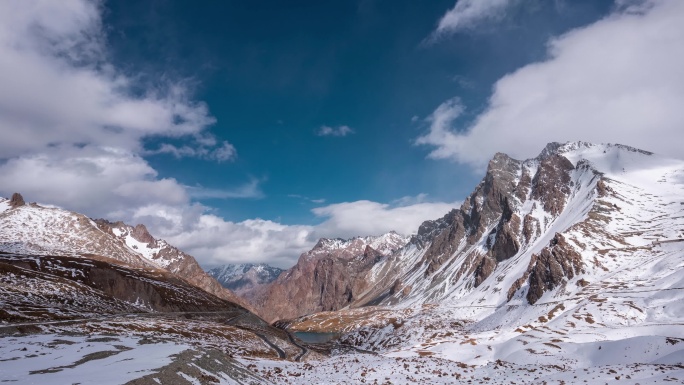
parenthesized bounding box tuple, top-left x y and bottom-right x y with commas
(95, 220, 250, 309)
(0, 196, 250, 311)
(352, 142, 684, 310)
(0, 198, 154, 269)
(250, 232, 410, 322)
(0, 251, 244, 322)
(282, 141, 684, 374)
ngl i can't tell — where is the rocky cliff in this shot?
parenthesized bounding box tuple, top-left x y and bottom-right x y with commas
(352, 142, 681, 310)
(250, 232, 410, 322)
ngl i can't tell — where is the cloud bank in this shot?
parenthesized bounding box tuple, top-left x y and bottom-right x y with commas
(0, 0, 221, 158)
(144, 196, 459, 268)
(420, 0, 684, 168)
(312, 198, 458, 240)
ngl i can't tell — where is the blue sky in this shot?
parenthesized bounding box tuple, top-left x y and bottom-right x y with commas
(1, 0, 683, 267)
(105, 0, 613, 224)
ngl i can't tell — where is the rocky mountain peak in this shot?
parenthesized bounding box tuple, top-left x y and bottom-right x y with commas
(131, 223, 155, 245)
(535, 141, 566, 160)
(248, 231, 410, 322)
(9, 192, 25, 208)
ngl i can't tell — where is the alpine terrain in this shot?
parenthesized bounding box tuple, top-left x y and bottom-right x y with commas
(1, 141, 684, 384)
(250, 231, 410, 322)
(249, 142, 684, 383)
(0, 196, 311, 384)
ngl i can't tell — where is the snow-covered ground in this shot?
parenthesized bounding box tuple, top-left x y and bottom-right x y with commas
(0, 334, 188, 384)
(246, 353, 684, 384)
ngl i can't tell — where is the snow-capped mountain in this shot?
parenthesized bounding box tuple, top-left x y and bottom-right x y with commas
(281, 141, 684, 378)
(0, 197, 248, 309)
(250, 231, 411, 322)
(352, 141, 684, 310)
(207, 263, 283, 296)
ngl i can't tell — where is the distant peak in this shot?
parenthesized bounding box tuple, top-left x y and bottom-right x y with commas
(9, 192, 25, 208)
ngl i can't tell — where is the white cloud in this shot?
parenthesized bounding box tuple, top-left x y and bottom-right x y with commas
(419, 0, 684, 168)
(144, 207, 317, 269)
(146, 140, 237, 162)
(0, 146, 188, 219)
(186, 179, 264, 200)
(312, 198, 459, 240)
(317, 125, 355, 137)
(288, 194, 326, 204)
(0, 0, 217, 158)
(434, 0, 517, 35)
(141, 196, 457, 268)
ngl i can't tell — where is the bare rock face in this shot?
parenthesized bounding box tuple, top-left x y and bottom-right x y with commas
(370, 142, 602, 307)
(9, 193, 25, 208)
(131, 224, 155, 244)
(417, 152, 525, 284)
(530, 154, 574, 216)
(250, 233, 409, 322)
(524, 233, 583, 304)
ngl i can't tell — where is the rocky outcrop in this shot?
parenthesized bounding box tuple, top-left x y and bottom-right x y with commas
(530, 154, 574, 216)
(250, 233, 409, 322)
(131, 223, 155, 244)
(418, 153, 522, 279)
(9, 193, 25, 208)
(524, 233, 584, 304)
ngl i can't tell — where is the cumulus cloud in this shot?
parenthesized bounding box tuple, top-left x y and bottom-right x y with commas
(0, 1, 220, 159)
(317, 125, 355, 137)
(434, 0, 517, 36)
(0, 146, 188, 219)
(145, 207, 317, 269)
(312, 197, 459, 240)
(135, 195, 458, 268)
(419, 0, 684, 169)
